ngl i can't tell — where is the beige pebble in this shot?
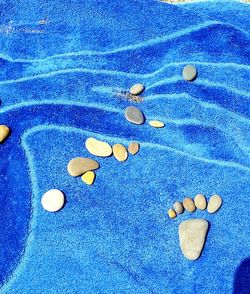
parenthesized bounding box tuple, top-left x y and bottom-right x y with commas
(41, 189, 65, 212)
(207, 194, 222, 213)
(113, 144, 128, 162)
(128, 142, 140, 155)
(149, 120, 165, 128)
(85, 137, 112, 157)
(194, 194, 207, 210)
(67, 157, 99, 177)
(173, 201, 184, 214)
(0, 125, 10, 143)
(183, 197, 196, 212)
(81, 171, 96, 185)
(129, 83, 145, 95)
(168, 208, 176, 219)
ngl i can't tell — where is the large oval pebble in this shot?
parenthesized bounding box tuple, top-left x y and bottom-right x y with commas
(128, 142, 140, 155)
(129, 83, 145, 95)
(41, 189, 65, 212)
(0, 125, 10, 143)
(194, 194, 207, 210)
(173, 201, 184, 214)
(125, 106, 145, 125)
(113, 144, 128, 162)
(67, 157, 99, 177)
(207, 194, 222, 213)
(183, 65, 197, 81)
(85, 137, 112, 157)
(183, 197, 196, 212)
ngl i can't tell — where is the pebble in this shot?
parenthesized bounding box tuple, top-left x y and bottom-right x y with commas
(125, 106, 145, 125)
(194, 194, 207, 210)
(183, 197, 196, 212)
(81, 171, 95, 185)
(179, 218, 208, 260)
(149, 120, 165, 128)
(129, 83, 145, 95)
(85, 137, 112, 157)
(113, 144, 128, 162)
(128, 142, 140, 155)
(183, 65, 197, 81)
(41, 189, 65, 212)
(67, 157, 99, 177)
(168, 208, 176, 219)
(0, 125, 10, 143)
(173, 201, 184, 214)
(207, 194, 222, 213)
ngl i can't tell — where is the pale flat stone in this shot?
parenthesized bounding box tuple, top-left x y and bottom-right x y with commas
(129, 84, 145, 95)
(81, 171, 95, 185)
(0, 125, 10, 143)
(183, 65, 197, 81)
(194, 194, 207, 210)
(113, 144, 128, 162)
(179, 218, 208, 260)
(149, 120, 165, 128)
(207, 194, 222, 213)
(125, 106, 145, 125)
(85, 137, 112, 157)
(128, 142, 140, 155)
(173, 201, 184, 214)
(67, 157, 99, 177)
(168, 208, 176, 219)
(41, 189, 65, 212)
(183, 197, 196, 212)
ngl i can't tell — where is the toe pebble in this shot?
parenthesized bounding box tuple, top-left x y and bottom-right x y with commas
(128, 142, 140, 155)
(168, 208, 177, 219)
(82, 171, 96, 185)
(207, 194, 222, 213)
(125, 106, 145, 125)
(41, 189, 65, 212)
(149, 120, 165, 128)
(183, 197, 196, 212)
(129, 84, 145, 95)
(0, 125, 10, 143)
(194, 194, 207, 210)
(173, 201, 184, 214)
(113, 144, 128, 162)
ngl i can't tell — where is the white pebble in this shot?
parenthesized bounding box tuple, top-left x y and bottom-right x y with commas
(41, 189, 65, 212)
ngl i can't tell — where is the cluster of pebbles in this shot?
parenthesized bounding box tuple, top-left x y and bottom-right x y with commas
(168, 194, 223, 219)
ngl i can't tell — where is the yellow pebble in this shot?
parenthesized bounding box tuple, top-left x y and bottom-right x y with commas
(0, 125, 10, 143)
(168, 208, 177, 219)
(149, 120, 165, 128)
(81, 171, 96, 185)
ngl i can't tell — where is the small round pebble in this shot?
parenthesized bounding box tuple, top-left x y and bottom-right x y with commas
(183, 65, 197, 81)
(129, 83, 145, 95)
(168, 208, 177, 219)
(173, 201, 184, 214)
(85, 137, 112, 157)
(0, 125, 10, 143)
(67, 157, 99, 177)
(113, 144, 128, 162)
(183, 197, 196, 212)
(125, 106, 145, 125)
(41, 189, 65, 212)
(128, 142, 140, 155)
(207, 194, 222, 213)
(149, 120, 165, 128)
(194, 194, 207, 210)
(82, 171, 96, 185)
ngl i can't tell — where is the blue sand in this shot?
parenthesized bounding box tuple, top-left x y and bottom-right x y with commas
(0, 0, 249, 293)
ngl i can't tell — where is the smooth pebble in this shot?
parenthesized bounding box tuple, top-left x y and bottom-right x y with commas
(149, 120, 165, 128)
(207, 194, 222, 213)
(0, 125, 10, 143)
(125, 106, 145, 125)
(85, 137, 112, 157)
(173, 201, 184, 214)
(81, 171, 96, 185)
(129, 83, 145, 95)
(168, 208, 176, 219)
(67, 157, 99, 177)
(41, 189, 65, 212)
(113, 144, 128, 162)
(183, 197, 196, 212)
(179, 218, 208, 260)
(194, 194, 207, 210)
(128, 142, 140, 155)
(183, 65, 197, 81)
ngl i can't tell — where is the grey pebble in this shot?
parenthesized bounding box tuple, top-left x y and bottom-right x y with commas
(129, 84, 145, 95)
(125, 106, 145, 125)
(183, 65, 197, 81)
(173, 201, 184, 214)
